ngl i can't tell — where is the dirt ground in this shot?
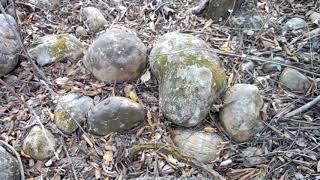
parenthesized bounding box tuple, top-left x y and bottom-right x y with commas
(0, 0, 320, 179)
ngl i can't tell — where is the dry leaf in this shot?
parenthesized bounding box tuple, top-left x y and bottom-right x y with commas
(203, 127, 218, 133)
(103, 151, 113, 164)
(147, 110, 154, 130)
(82, 134, 94, 147)
(167, 154, 178, 165)
(317, 161, 320, 172)
(140, 70, 151, 83)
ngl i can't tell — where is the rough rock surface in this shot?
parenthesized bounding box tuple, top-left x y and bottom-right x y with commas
(87, 96, 145, 136)
(149, 32, 226, 127)
(206, 0, 244, 22)
(82, 7, 107, 33)
(0, 146, 20, 180)
(262, 56, 284, 73)
(75, 26, 88, 37)
(220, 84, 264, 142)
(28, 0, 60, 9)
(0, 14, 19, 76)
(84, 28, 147, 82)
(1, 0, 7, 7)
(22, 126, 56, 160)
(241, 147, 267, 167)
(54, 93, 93, 134)
(279, 68, 311, 92)
(172, 130, 224, 163)
(28, 34, 83, 66)
(285, 17, 307, 30)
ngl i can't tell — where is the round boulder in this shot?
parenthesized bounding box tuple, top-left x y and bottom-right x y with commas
(83, 28, 147, 82)
(82, 7, 107, 33)
(220, 84, 264, 142)
(0, 146, 20, 179)
(149, 32, 226, 127)
(279, 68, 311, 92)
(0, 14, 19, 76)
(22, 126, 56, 160)
(171, 130, 224, 163)
(54, 93, 93, 134)
(87, 96, 145, 136)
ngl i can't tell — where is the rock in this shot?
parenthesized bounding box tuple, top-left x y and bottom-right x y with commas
(0, 146, 20, 179)
(310, 11, 320, 26)
(54, 93, 93, 134)
(172, 130, 224, 163)
(228, 2, 266, 29)
(28, 34, 84, 66)
(0, 14, 19, 76)
(220, 84, 264, 142)
(242, 61, 254, 72)
(285, 17, 307, 30)
(28, 0, 60, 9)
(6, 7, 26, 22)
(262, 56, 284, 73)
(75, 26, 88, 37)
(22, 126, 56, 160)
(298, 52, 312, 63)
(149, 32, 226, 127)
(1, 0, 7, 7)
(83, 28, 147, 82)
(279, 68, 311, 92)
(87, 96, 145, 136)
(206, 0, 244, 22)
(241, 147, 267, 167)
(82, 7, 107, 33)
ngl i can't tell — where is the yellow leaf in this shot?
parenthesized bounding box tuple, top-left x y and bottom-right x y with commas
(223, 46, 231, 52)
(103, 151, 113, 164)
(129, 90, 138, 102)
(3, 116, 14, 121)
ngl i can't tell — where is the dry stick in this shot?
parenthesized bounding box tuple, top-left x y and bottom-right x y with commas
(62, 144, 79, 180)
(285, 94, 320, 118)
(0, 140, 25, 180)
(0, 3, 51, 85)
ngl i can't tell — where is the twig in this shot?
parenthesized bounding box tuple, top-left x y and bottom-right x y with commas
(0, 140, 25, 180)
(62, 144, 79, 180)
(0, 2, 51, 85)
(285, 94, 320, 118)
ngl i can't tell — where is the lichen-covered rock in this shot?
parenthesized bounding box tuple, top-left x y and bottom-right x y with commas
(28, 0, 60, 9)
(172, 130, 224, 163)
(220, 84, 264, 142)
(262, 56, 284, 73)
(280, 68, 311, 92)
(54, 93, 93, 134)
(82, 7, 107, 33)
(285, 17, 307, 30)
(22, 126, 56, 160)
(0, 146, 20, 180)
(206, 0, 244, 22)
(28, 34, 83, 66)
(83, 28, 147, 82)
(149, 32, 226, 127)
(0, 14, 19, 76)
(87, 96, 145, 136)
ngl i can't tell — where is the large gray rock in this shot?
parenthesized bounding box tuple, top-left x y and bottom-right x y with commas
(22, 126, 56, 160)
(83, 28, 147, 82)
(220, 84, 264, 142)
(87, 96, 145, 136)
(149, 32, 226, 127)
(172, 130, 224, 163)
(28, 0, 60, 9)
(54, 93, 93, 134)
(279, 68, 311, 92)
(28, 34, 84, 66)
(0, 14, 19, 76)
(0, 146, 20, 180)
(82, 7, 107, 33)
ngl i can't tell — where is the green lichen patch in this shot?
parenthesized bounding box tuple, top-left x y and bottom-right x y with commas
(54, 108, 77, 133)
(51, 35, 69, 59)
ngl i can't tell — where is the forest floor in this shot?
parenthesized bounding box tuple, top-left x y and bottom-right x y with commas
(1, 0, 320, 179)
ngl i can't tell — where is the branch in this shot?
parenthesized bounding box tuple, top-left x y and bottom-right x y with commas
(285, 94, 320, 118)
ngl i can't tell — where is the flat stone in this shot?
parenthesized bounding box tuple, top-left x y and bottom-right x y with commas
(0, 14, 19, 76)
(22, 126, 56, 160)
(54, 93, 93, 134)
(82, 7, 107, 33)
(87, 96, 145, 136)
(220, 84, 264, 142)
(28, 34, 84, 66)
(285, 17, 307, 30)
(75, 26, 88, 37)
(262, 56, 284, 73)
(0, 146, 20, 180)
(280, 68, 311, 92)
(172, 130, 224, 163)
(83, 28, 147, 82)
(149, 32, 226, 127)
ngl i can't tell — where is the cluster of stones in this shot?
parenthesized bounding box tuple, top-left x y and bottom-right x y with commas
(0, 1, 318, 176)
